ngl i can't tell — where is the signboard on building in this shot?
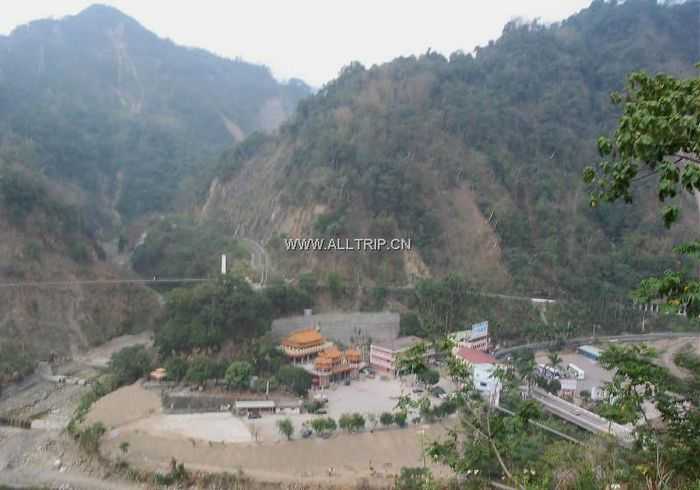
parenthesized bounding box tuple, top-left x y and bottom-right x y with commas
(470, 321, 488, 340)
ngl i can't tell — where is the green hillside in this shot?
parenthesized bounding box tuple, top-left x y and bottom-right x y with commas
(202, 0, 700, 306)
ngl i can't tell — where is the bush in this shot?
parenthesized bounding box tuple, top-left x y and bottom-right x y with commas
(351, 413, 365, 431)
(185, 357, 220, 385)
(276, 418, 294, 440)
(339, 413, 353, 432)
(0, 343, 34, 384)
(380, 412, 394, 426)
(310, 417, 337, 435)
(395, 467, 435, 490)
(164, 357, 189, 382)
(154, 457, 189, 486)
(417, 368, 440, 386)
(224, 361, 253, 390)
(304, 399, 326, 414)
(109, 345, 152, 385)
(77, 422, 106, 455)
(433, 399, 458, 418)
(277, 365, 313, 396)
(394, 411, 408, 427)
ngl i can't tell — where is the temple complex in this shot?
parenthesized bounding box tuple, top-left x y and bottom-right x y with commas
(280, 328, 363, 388)
(280, 328, 334, 363)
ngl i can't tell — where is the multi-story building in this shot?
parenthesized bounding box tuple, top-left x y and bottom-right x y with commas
(370, 336, 424, 376)
(309, 347, 363, 388)
(448, 321, 490, 352)
(280, 328, 364, 388)
(455, 347, 501, 405)
(280, 328, 334, 363)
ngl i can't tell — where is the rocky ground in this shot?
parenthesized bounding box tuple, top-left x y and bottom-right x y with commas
(0, 333, 153, 490)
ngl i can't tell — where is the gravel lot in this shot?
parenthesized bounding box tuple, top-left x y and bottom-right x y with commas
(119, 412, 253, 443)
(323, 376, 408, 418)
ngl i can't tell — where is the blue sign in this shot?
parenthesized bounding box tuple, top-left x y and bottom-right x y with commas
(470, 321, 488, 339)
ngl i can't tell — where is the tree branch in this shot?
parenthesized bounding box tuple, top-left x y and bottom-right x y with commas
(486, 402, 519, 488)
(630, 170, 659, 183)
(673, 154, 700, 164)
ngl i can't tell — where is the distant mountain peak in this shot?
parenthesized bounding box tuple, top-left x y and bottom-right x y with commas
(76, 4, 133, 20)
(70, 3, 143, 30)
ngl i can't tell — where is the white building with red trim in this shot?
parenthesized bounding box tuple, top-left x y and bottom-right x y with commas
(454, 347, 501, 406)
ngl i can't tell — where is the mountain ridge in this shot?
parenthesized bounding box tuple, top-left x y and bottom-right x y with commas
(199, 0, 700, 303)
(0, 3, 311, 361)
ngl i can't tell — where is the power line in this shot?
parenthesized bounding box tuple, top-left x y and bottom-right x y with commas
(0, 278, 210, 289)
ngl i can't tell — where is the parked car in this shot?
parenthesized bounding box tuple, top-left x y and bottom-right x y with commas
(301, 428, 312, 438)
(412, 388, 424, 394)
(344, 379, 351, 386)
(248, 412, 261, 419)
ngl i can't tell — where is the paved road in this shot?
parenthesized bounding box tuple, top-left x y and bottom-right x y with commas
(494, 331, 700, 358)
(530, 388, 634, 444)
(240, 238, 269, 286)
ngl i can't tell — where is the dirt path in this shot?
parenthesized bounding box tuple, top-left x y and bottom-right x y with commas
(75, 331, 153, 369)
(657, 337, 700, 379)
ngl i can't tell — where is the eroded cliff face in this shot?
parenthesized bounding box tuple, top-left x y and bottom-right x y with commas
(198, 138, 511, 289)
(0, 210, 160, 359)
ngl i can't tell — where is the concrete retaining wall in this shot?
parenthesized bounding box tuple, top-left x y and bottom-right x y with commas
(271, 311, 400, 346)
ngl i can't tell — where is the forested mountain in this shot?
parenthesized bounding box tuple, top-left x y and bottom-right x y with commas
(0, 4, 309, 363)
(201, 0, 700, 304)
(0, 4, 310, 226)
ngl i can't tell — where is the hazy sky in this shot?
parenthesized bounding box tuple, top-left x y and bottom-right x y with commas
(0, 1, 594, 87)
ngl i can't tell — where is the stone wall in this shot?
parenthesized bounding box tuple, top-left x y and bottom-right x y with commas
(271, 311, 400, 347)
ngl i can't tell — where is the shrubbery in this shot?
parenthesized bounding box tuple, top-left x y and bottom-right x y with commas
(109, 345, 153, 386)
(310, 417, 337, 436)
(277, 365, 313, 396)
(338, 413, 365, 432)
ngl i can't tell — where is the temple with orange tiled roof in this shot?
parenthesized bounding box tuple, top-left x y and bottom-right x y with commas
(280, 327, 334, 363)
(309, 346, 363, 388)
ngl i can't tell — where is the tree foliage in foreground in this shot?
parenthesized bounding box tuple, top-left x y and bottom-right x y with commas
(584, 68, 700, 316)
(581, 67, 700, 487)
(599, 344, 700, 483)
